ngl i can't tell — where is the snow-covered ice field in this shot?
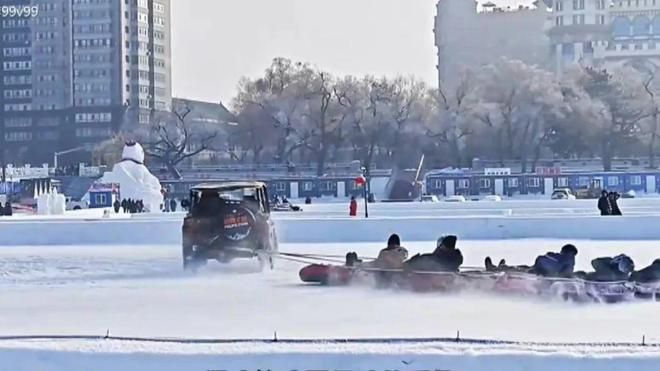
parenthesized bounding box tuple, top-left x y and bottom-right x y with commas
(1, 240, 660, 342)
(2, 239, 660, 371)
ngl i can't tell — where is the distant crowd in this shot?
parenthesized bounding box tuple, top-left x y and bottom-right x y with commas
(112, 199, 145, 214)
(598, 191, 623, 216)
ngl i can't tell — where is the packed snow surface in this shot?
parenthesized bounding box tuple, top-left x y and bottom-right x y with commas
(2, 239, 660, 370)
(0, 240, 659, 343)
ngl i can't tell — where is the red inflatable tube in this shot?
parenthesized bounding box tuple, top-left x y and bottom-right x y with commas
(299, 264, 352, 285)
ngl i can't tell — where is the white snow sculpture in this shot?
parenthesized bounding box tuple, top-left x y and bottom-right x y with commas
(37, 193, 51, 215)
(95, 142, 163, 212)
(52, 190, 66, 215)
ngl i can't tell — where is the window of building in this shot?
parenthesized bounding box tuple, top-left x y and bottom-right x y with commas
(508, 178, 519, 187)
(3, 117, 32, 128)
(433, 180, 442, 189)
(613, 16, 632, 37)
(319, 181, 336, 192)
(572, 0, 585, 9)
(631, 175, 642, 186)
(556, 16, 564, 26)
(302, 182, 313, 191)
(95, 193, 107, 205)
(557, 177, 569, 187)
(457, 179, 470, 189)
(527, 177, 541, 188)
(74, 112, 112, 123)
(37, 131, 59, 140)
(632, 15, 651, 35)
(4, 131, 32, 141)
(479, 179, 491, 189)
(4, 104, 31, 111)
(608, 176, 619, 186)
(555, 0, 564, 10)
(75, 127, 113, 137)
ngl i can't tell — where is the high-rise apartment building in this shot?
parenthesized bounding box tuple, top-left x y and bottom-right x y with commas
(547, 0, 660, 76)
(0, 0, 172, 166)
(434, 0, 551, 89)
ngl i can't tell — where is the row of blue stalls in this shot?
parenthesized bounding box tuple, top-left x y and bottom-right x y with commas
(423, 170, 660, 197)
(162, 170, 660, 200)
(162, 177, 368, 200)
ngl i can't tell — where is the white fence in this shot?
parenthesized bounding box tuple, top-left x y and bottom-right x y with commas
(0, 213, 659, 245)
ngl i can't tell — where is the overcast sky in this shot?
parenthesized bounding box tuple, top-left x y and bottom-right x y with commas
(170, 0, 525, 106)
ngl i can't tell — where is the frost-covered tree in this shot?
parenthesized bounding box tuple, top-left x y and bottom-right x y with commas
(425, 72, 479, 168)
(472, 58, 566, 172)
(566, 66, 651, 171)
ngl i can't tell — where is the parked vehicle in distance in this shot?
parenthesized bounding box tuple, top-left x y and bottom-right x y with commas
(445, 195, 467, 202)
(65, 196, 88, 210)
(551, 188, 576, 200)
(575, 182, 603, 199)
(420, 194, 439, 202)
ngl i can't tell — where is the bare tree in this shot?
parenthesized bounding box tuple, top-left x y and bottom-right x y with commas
(569, 66, 651, 171)
(142, 105, 218, 178)
(297, 70, 348, 175)
(426, 73, 478, 167)
(473, 58, 565, 172)
(643, 73, 660, 168)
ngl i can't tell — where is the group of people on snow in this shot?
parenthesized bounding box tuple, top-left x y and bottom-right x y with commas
(345, 234, 660, 285)
(113, 199, 145, 214)
(598, 190, 623, 216)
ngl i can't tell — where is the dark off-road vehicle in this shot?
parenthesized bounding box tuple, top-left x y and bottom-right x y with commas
(181, 182, 278, 271)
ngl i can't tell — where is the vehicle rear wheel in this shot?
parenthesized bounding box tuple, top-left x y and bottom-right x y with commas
(183, 244, 206, 272)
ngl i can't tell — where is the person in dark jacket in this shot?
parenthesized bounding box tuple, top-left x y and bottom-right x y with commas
(403, 235, 463, 273)
(170, 198, 177, 213)
(629, 259, 660, 283)
(3, 200, 12, 216)
(113, 199, 121, 214)
(532, 244, 578, 277)
(345, 251, 362, 267)
(0, 203, 5, 217)
(574, 254, 634, 282)
(609, 192, 622, 216)
(598, 190, 611, 216)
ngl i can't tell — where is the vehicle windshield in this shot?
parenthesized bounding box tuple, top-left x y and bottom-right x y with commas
(190, 188, 258, 217)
